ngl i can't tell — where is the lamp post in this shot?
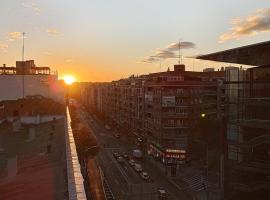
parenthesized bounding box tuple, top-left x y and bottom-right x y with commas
(194, 139, 209, 200)
(197, 112, 209, 200)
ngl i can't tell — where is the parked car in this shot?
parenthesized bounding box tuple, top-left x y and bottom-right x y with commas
(114, 133, 120, 138)
(158, 189, 167, 200)
(113, 152, 120, 159)
(128, 159, 135, 166)
(133, 149, 142, 159)
(140, 172, 149, 181)
(105, 125, 111, 130)
(117, 156, 124, 163)
(133, 163, 143, 172)
(123, 152, 129, 159)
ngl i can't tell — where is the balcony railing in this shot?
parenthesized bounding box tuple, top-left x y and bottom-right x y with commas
(236, 161, 270, 174)
(162, 113, 188, 118)
(233, 180, 270, 192)
(163, 125, 189, 129)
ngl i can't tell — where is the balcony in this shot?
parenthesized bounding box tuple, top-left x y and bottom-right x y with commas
(175, 92, 189, 97)
(245, 98, 270, 107)
(233, 180, 270, 192)
(162, 125, 189, 129)
(162, 113, 188, 118)
(242, 135, 270, 147)
(202, 90, 217, 96)
(236, 161, 270, 175)
(239, 119, 270, 129)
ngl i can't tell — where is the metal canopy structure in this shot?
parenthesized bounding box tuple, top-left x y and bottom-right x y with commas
(197, 41, 270, 66)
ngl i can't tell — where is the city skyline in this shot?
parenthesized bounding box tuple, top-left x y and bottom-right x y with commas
(0, 0, 269, 81)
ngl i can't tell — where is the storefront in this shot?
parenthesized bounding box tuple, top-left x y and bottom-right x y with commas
(148, 143, 186, 164)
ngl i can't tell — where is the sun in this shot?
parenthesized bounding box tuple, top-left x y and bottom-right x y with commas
(63, 75, 76, 85)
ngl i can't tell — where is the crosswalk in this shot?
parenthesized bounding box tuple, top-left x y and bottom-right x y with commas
(182, 173, 206, 192)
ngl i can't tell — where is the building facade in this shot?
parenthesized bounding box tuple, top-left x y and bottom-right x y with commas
(80, 64, 225, 164)
(225, 65, 270, 199)
(0, 60, 64, 102)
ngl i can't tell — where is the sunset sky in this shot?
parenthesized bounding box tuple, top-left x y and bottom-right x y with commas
(0, 0, 269, 82)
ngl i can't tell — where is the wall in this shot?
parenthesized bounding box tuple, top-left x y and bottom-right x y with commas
(0, 75, 65, 102)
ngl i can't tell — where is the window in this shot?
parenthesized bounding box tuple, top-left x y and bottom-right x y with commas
(176, 108, 186, 114)
(176, 89, 184, 94)
(168, 119, 174, 126)
(176, 99, 184, 105)
(227, 124, 238, 141)
(228, 145, 238, 161)
(176, 119, 184, 126)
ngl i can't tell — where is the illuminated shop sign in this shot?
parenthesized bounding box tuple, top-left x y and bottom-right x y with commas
(165, 149, 186, 153)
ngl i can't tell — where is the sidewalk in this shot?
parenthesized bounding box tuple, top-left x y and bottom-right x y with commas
(146, 155, 222, 200)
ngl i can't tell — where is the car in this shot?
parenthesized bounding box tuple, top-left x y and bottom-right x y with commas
(113, 152, 120, 159)
(158, 188, 167, 200)
(140, 172, 149, 181)
(117, 156, 124, 163)
(133, 163, 142, 172)
(123, 153, 129, 159)
(114, 133, 120, 138)
(132, 149, 142, 159)
(128, 159, 135, 166)
(105, 125, 111, 130)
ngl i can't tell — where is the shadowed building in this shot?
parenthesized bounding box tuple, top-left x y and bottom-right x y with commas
(198, 41, 270, 200)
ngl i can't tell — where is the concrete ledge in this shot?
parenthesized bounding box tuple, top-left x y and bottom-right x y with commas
(65, 107, 87, 200)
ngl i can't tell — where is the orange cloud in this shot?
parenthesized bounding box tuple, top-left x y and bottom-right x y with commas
(0, 42, 8, 49)
(219, 8, 270, 43)
(47, 29, 61, 36)
(65, 59, 73, 63)
(8, 32, 22, 41)
(141, 41, 195, 63)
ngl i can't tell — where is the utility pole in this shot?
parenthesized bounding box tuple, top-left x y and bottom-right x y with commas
(22, 32, 25, 99)
(22, 32, 25, 61)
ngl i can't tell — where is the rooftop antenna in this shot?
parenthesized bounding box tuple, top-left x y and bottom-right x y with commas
(22, 32, 25, 61)
(178, 40, 182, 64)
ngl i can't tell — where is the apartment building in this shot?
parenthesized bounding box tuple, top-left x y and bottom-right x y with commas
(0, 60, 65, 102)
(225, 65, 270, 199)
(80, 64, 225, 164)
(144, 64, 225, 163)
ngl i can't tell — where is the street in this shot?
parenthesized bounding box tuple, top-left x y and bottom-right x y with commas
(78, 108, 192, 200)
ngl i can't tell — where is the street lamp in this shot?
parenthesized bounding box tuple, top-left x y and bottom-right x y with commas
(195, 139, 209, 200)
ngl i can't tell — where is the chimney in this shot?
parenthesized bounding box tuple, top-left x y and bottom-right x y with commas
(174, 64, 185, 72)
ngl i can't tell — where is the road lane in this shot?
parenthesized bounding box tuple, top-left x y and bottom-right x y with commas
(80, 109, 192, 200)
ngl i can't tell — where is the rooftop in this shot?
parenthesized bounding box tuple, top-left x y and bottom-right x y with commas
(0, 60, 56, 75)
(0, 99, 86, 200)
(0, 117, 68, 200)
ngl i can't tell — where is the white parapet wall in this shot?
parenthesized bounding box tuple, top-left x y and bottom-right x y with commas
(0, 74, 65, 102)
(65, 107, 87, 200)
